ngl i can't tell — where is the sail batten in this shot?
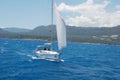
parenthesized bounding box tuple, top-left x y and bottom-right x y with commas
(54, 1, 67, 51)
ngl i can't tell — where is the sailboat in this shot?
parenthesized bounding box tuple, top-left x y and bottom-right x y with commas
(36, 0, 67, 61)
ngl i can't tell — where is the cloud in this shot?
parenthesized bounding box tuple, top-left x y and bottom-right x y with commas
(116, 5, 120, 10)
(58, 0, 120, 27)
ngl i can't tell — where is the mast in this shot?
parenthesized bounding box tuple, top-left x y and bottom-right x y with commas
(50, 0, 54, 50)
(51, 0, 53, 25)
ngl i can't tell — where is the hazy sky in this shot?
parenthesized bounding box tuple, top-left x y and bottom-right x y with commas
(0, 0, 120, 29)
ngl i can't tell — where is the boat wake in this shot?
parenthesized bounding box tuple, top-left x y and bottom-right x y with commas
(44, 58, 64, 62)
(17, 52, 39, 59)
(17, 52, 64, 62)
(32, 56, 64, 62)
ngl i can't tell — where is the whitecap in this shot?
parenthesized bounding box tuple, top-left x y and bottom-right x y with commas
(31, 56, 40, 59)
(0, 47, 4, 54)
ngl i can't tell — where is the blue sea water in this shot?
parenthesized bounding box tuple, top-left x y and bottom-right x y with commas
(0, 39, 120, 80)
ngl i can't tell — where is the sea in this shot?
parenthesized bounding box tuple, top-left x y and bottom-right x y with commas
(0, 39, 120, 80)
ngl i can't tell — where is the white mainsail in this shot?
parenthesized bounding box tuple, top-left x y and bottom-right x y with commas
(54, 1, 67, 50)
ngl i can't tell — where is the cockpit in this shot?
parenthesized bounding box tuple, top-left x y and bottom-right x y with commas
(36, 43, 52, 51)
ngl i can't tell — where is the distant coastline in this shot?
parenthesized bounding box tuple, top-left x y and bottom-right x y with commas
(1, 38, 120, 46)
(0, 25, 120, 45)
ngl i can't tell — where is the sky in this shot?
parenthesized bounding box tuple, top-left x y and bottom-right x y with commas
(0, 0, 120, 29)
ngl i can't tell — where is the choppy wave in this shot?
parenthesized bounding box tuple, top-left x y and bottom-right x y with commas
(0, 39, 120, 80)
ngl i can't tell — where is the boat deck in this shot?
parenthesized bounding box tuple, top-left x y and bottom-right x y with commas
(36, 50, 59, 54)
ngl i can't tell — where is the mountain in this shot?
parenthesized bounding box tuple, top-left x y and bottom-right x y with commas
(27, 25, 120, 45)
(0, 28, 13, 38)
(27, 25, 56, 36)
(28, 25, 120, 36)
(0, 25, 120, 45)
(0, 28, 10, 34)
(3, 27, 30, 33)
(0, 28, 30, 39)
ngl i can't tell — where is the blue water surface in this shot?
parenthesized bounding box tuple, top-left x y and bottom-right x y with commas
(0, 39, 120, 80)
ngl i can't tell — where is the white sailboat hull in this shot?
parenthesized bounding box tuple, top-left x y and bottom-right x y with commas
(36, 50, 60, 60)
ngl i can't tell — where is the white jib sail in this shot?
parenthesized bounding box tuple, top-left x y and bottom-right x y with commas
(54, 1, 67, 51)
